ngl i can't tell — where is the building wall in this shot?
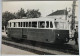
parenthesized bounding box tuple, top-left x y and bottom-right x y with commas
(47, 15, 67, 20)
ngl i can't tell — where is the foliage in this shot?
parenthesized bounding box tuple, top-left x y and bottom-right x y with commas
(2, 8, 41, 27)
(2, 11, 16, 27)
(26, 9, 41, 18)
(16, 8, 26, 18)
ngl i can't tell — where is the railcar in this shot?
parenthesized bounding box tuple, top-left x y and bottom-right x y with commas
(7, 17, 69, 44)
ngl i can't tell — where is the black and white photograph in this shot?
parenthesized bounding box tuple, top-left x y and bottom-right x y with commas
(2, 0, 79, 55)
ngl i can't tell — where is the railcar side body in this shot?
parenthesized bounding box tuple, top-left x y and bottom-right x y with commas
(7, 17, 69, 44)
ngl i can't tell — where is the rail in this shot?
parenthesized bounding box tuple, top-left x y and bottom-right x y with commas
(2, 37, 79, 55)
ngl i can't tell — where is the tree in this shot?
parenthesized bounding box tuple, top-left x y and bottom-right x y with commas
(16, 8, 26, 18)
(26, 9, 41, 18)
(2, 11, 16, 27)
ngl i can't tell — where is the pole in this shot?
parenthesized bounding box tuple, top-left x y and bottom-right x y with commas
(71, 0, 76, 37)
(71, 0, 76, 30)
(64, 8, 67, 20)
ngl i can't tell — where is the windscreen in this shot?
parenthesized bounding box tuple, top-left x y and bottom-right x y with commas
(54, 22, 64, 29)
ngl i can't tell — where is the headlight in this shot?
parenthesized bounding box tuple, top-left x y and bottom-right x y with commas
(58, 34, 59, 36)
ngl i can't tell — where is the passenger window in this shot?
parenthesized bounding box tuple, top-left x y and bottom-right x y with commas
(18, 22, 20, 27)
(26, 22, 28, 27)
(10, 22, 11, 27)
(11, 23, 14, 27)
(21, 22, 22, 27)
(29, 22, 31, 27)
(15, 22, 18, 27)
(32, 22, 37, 28)
(7, 23, 9, 27)
(39, 21, 45, 28)
(14, 22, 15, 27)
(50, 22, 53, 28)
(23, 22, 25, 27)
(46, 21, 49, 28)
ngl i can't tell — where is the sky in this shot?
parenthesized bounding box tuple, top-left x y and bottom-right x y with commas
(2, 1, 78, 17)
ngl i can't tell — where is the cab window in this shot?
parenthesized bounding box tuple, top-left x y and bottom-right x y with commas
(54, 22, 64, 29)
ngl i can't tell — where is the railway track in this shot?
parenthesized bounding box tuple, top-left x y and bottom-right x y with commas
(2, 37, 79, 55)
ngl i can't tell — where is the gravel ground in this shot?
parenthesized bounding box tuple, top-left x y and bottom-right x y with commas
(2, 32, 37, 55)
(1, 44, 37, 55)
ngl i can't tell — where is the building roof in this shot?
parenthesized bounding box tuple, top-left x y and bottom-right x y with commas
(48, 10, 68, 16)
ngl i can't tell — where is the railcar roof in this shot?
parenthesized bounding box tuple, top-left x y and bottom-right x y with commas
(8, 17, 67, 22)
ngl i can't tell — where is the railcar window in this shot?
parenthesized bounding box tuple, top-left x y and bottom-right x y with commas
(46, 21, 49, 28)
(10, 22, 11, 27)
(54, 22, 59, 28)
(26, 22, 28, 27)
(11, 23, 14, 27)
(23, 22, 25, 27)
(54, 22, 64, 29)
(18, 22, 20, 27)
(21, 22, 22, 27)
(32, 22, 37, 28)
(7, 23, 9, 27)
(38, 21, 45, 28)
(16, 22, 18, 27)
(50, 22, 53, 28)
(29, 22, 31, 27)
(14, 22, 16, 27)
